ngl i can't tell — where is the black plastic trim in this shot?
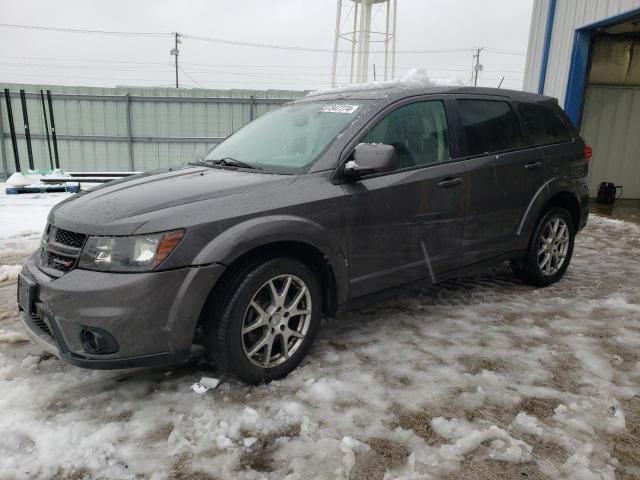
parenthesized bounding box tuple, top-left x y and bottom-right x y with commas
(60, 350, 188, 370)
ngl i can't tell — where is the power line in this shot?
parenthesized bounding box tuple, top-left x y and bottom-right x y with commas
(484, 47, 527, 56)
(180, 67, 203, 88)
(0, 57, 524, 77)
(0, 70, 329, 86)
(1, 61, 175, 72)
(0, 23, 528, 56)
(0, 23, 527, 89)
(0, 55, 525, 76)
(2, 63, 524, 85)
(1, 72, 178, 83)
(0, 23, 170, 37)
(185, 32, 472, 54)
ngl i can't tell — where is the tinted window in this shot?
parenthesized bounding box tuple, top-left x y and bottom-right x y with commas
(516, 102, 572, 145)
(362, 100, 450, 169)
(457, 100, 524, 156)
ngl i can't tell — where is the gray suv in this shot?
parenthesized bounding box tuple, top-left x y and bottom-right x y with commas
(18, 85, 590, 384)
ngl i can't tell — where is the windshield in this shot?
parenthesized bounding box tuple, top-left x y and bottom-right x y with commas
(205, 101, 366, 172)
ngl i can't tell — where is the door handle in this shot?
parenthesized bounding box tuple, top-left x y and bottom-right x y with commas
(437, 177, 463, 188)
(524, 161, 543, 170)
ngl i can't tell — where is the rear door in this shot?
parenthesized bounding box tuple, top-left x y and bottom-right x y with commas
(515, 100, 579, 184)
(341, 97, 467, 297)
(453, 97, 540, 264)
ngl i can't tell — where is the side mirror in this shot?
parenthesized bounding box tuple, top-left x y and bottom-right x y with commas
(344, 143, 398, 179)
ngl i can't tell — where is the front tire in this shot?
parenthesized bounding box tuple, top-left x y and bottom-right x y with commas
(511, 207, 575, 287)
(204, 257, 322, 384)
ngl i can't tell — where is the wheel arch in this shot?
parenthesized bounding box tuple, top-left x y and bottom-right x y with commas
(218, 240, 340, 318)
(546, 191, 581, 231)
(517, 178, 582, 239)
(194, 215, 348, 320)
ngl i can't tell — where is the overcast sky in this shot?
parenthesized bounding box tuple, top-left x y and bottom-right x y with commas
(0, 0, 534, 92)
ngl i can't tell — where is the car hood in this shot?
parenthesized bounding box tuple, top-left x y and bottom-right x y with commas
(49, 166, 297, 235)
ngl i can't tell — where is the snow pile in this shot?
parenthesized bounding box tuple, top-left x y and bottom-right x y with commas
(553, 400, 626, 435)
(432, 417, 532, 463)
(0, 329, 29, 344)
(0, 184, 71, 258)
(6, 173, 36, 187)
(307, 68, 464, 97)
(6, 170, 71, 188)
(0, 265, 22, 284)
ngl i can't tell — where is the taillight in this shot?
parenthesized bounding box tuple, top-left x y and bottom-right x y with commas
(583, 144, 593, 162)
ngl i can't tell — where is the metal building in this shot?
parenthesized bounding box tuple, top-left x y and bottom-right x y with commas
(523, 1, 640, 198)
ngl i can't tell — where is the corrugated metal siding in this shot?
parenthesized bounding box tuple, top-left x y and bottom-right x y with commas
(581, 85, 640, 198)
(0, 84, 307, 177)
(522, 0, 550, 94)
(523, 0, 640, 103)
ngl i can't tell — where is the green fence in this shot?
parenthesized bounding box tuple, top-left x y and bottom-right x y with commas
(0, 84, 307, 178)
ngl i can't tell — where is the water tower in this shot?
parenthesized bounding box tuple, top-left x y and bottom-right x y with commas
(331, 0, 398, 86)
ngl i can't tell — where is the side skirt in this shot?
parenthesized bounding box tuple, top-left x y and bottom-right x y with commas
(336, 250, 525, 314)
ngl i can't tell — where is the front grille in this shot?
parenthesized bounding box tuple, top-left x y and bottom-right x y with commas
(37, 224, 86, 277)
(46, 252, 77, 272)
(54, 228, 87, 248)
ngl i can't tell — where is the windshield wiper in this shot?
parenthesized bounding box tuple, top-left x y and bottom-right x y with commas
(188, 157, 263, 171)
(187, 160, 216, 168)
(210, 157, 263, 170)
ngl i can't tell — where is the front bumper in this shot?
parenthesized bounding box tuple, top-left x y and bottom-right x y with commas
(19, 253, 225, 369)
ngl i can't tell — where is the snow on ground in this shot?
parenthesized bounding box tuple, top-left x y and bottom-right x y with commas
(0, 184, 71, 263)
(0, 191, 639, 479)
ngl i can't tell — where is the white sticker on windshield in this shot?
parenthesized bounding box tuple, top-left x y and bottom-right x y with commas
(319, 104, 359, 114)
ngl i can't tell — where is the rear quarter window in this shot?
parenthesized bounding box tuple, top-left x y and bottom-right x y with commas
(516, 102, 573, 145)
(457, 99, 525, 156)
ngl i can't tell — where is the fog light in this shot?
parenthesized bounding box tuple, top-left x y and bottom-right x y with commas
(79, 327, 119, 355)
(80, 329, 101, 353)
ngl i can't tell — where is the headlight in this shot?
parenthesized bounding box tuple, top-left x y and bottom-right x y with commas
(78, 230, 184, 272)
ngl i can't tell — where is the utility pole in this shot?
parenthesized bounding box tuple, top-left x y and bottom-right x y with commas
(473, 47, 484, 87)
(170, 32, 182, 88)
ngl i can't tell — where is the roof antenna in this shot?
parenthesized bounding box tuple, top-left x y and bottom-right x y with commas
(498, 76, 505, 88)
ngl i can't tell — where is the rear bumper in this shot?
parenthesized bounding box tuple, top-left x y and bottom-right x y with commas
(578, 180, 589, 230)
(579, 205, 589, 230)
(19, 254, 225, 369)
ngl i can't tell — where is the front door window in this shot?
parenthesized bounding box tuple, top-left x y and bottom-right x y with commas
(362, 101, 450, 169)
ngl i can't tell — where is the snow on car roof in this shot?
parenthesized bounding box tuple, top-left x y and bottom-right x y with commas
(299, 68, 553, 103)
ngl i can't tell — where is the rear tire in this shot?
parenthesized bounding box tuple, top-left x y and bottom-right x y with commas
(510, 207, 575, 287)
(204, 257, 321, 385)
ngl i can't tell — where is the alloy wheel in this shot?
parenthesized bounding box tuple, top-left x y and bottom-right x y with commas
(537, 217, 570, 276)
(241, 274, 312, 368)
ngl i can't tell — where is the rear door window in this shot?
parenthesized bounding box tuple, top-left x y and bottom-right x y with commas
(516, 102, 573, 145)
(457, 99, 525, 156)
(362, 100, 450, 169)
